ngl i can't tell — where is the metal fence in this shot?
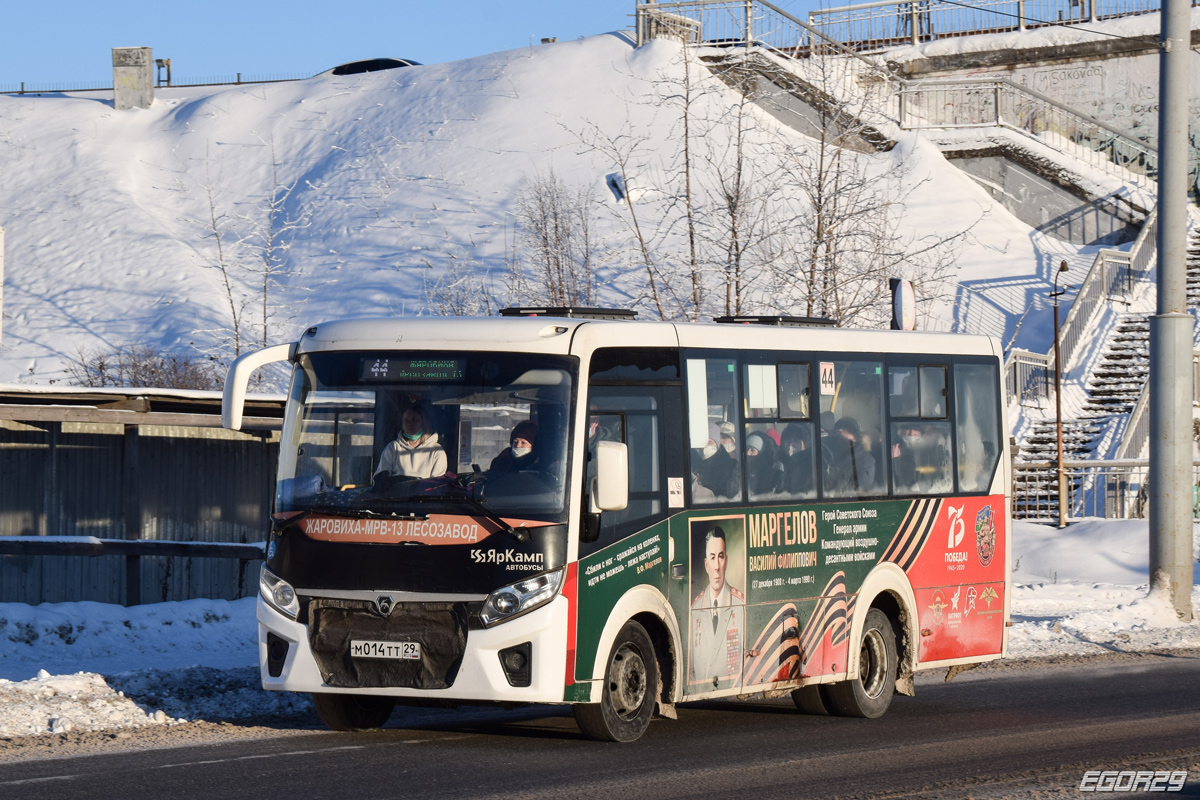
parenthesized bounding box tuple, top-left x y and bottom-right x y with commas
(0, 72, 311, 96)
(898, 79, 1157, 185)
(1012, 459, 1200, 522)
(0, 390, 282, 605)
(809, 0, 1171, 51)
(636, 0, 891, 74)
(1003, 208, 1157, 408)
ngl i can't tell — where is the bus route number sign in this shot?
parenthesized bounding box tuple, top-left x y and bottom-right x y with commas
(819, 362, 835, 396)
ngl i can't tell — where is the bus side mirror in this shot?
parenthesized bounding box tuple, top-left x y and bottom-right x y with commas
(592, 440, 628, 512)
(222, 343, 295, 430)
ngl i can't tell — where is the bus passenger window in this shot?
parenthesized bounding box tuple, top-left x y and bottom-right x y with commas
(819, 361, 886, 498)
(889, 367, 918, 418)
(744, 364, 778, 418)
(778, 363, 811, 420)
(954, 364, 1001, 492)
(920, 366, 948, 418)
(686, 358, 742, 504)
(890, 420, 952, 495)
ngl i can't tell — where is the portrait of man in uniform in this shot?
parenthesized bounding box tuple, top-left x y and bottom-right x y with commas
(688, 521, 746, 691)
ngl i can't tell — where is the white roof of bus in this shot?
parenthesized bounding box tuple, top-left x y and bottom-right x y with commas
(295, 316, 999, 359)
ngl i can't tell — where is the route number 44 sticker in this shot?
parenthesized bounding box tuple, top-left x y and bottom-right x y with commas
(819, 362, 835, 396)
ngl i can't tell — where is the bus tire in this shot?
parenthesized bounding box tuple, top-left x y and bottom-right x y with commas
(312, 692, 396, 731)
(790, 684, 830, 715)
(823, 608, 897, 719)
(573, 621, 657, 742)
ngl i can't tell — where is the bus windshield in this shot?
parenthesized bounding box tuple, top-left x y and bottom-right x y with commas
(275, 351, 576, 521)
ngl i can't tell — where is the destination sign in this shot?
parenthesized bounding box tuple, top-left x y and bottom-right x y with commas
(359, 357, 466, 382)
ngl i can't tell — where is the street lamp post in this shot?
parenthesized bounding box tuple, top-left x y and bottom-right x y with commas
(1052, 260, 1070, 529)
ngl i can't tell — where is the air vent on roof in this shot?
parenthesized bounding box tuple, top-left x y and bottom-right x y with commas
(714, 315, 836, 328)
(500, 307, 637, 321)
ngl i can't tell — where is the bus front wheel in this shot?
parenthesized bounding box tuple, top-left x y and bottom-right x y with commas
(822, 608, 897, 719)
(574, 621, 658, 742)
(312, 692, 396, 731)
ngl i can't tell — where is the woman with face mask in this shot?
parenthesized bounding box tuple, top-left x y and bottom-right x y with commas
(374, 400, 448, 480)
(488, 420, 540, 475)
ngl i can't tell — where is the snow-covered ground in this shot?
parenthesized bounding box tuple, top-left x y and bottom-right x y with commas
(0, 519, 1195, 738)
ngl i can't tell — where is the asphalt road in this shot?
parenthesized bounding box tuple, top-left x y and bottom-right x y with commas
(2, 652, 1199, 800)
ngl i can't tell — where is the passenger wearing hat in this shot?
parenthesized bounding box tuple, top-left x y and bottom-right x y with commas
(489, 420, 540, 474)
(718, 421, 738, 457)
(745, 430, 783, 498)
(779, 424, 815, 497)
(692, 420, 740, 501)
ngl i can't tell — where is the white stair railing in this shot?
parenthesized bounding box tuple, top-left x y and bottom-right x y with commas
(898, 79, 1156, 187)
(809, 0, 1172, 52)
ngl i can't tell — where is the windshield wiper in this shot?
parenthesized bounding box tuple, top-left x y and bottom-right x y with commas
(404, 494, 530, 544)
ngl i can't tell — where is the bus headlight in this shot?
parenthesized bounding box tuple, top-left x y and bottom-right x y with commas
(480, 569, 563, 627)
(259, 565, 300, 619)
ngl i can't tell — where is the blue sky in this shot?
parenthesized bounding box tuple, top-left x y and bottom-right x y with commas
(1, 0, 825, 87)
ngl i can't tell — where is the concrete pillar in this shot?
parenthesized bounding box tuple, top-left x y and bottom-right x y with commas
(113, 47, 153, 110)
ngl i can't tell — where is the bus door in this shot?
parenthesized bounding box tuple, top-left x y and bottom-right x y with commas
(672, 354, 748, 698)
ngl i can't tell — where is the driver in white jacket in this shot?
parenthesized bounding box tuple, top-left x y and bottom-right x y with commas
(374, 403, 447, 479)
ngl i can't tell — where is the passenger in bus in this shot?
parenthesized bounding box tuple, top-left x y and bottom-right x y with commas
(719, 422, 739, 458)
(778, 424, 815, 496)
(488, 420, 540, 474)
(825, 416, 875, 493)
(891, 422, 950, 493)
(374, 401, 447, 480)
(692, 421, 739, 500)
(745, 432, 783, 498)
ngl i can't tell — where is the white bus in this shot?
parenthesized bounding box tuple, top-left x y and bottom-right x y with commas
(223, 309, 1009, 741)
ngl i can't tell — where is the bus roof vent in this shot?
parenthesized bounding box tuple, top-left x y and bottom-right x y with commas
(713, 315, 836, 328)
(500, 307, 637, 321)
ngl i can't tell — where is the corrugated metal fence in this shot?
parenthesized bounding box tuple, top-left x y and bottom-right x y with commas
(0, 389, 282, 605)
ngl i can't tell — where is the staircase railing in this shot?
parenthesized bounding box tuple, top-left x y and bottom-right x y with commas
(1004, 208, 1157, 406)
(635, 0, 894, 78)
(1113, 349, 1200, 460)
(808, 0, 1170, 52)
(898, 79, 1157, 186)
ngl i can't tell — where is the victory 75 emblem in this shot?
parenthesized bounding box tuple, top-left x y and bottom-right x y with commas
(946, 504, 965, 549)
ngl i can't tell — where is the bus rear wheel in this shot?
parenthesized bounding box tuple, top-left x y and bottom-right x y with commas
(822, 608, 897, 719)
(312, 692, 396, 731)
(574, 621, 658, 742)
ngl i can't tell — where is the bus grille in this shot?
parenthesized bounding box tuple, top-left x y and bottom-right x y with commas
(307, 599, 470, 689)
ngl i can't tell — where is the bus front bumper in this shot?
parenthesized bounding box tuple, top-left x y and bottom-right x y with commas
(257, 594, 571, 704)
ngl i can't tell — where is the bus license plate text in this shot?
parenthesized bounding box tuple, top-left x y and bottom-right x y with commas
(350, 640, 421, 660)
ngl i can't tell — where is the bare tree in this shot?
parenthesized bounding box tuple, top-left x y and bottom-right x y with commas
(760, 54, 973, 327)
(68, 343, 221, 390)
(190, 142, 247, 356)
(509, 169, 599, 307)
(237, 136, 312, 350)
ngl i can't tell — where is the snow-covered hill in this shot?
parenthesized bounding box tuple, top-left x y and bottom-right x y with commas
(0, 33, 1072, 384)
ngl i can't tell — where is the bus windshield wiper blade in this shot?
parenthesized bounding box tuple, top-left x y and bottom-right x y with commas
(404, 494, 530, 544)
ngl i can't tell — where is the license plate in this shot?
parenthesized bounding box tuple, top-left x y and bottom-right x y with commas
(350, 640, 421, 660)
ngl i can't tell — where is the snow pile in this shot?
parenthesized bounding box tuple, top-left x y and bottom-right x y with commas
(0, 598, 256, 680)
(1008, 520, 1200, 658)
(0, 670, 178, 738)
